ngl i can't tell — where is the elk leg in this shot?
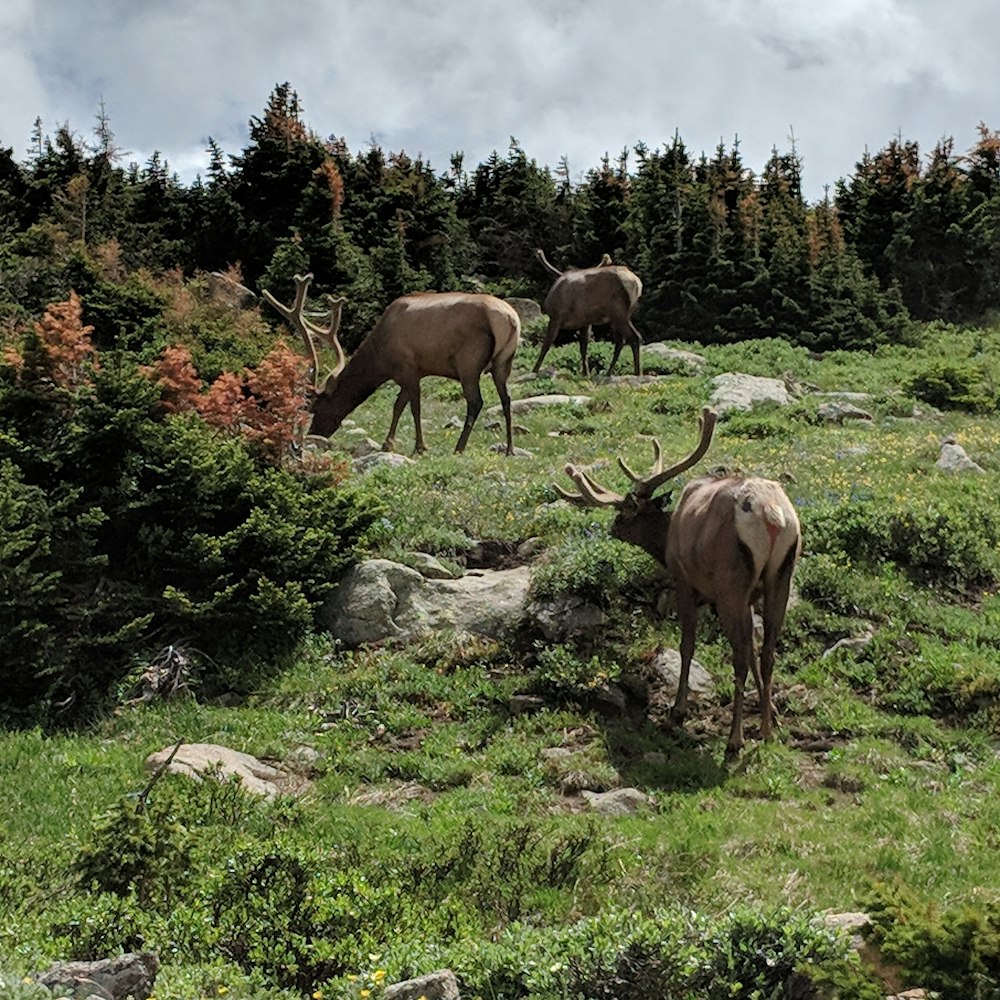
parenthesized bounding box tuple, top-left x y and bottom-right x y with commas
(606, 331, 624, 376)
(490, 358, 515, 456)
(384, 388, 411, 453)
(533, 317, 561, 372)
(670, 581, 699, 724)
(627, 322, 643, 377)
(759, 547, 798, 739)
(408, 385, 427, 454)
(454, 376, 484, 453)
(721, 604, 755, 757)
(578, 327, 592, 377)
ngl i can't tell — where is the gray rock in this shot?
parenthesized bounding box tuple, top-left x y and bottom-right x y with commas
(936, 440, 985, 474)
(580, 787, 652, 815)
(709, 373, 791, 414)
(350, 436, 384, 458)
(408, 552, 460, 579)
(384, 969, 460, 1000)
(37, 953, 159, 1000)
(353, 451, 415, 474)
(208, 271, 257, 307)
(144, 743, 305, 798)
(641, 343, 707, 373)
(528, 595, 607, 642)
(321, 559, 532, 646)
(490, 393, 591, 415)
(817, 401, 874, 423)
(489, 443, 534, 457)
(649, 647, 714, 701)
(509, 695, 547, 716)
(504, 297, 543, 326)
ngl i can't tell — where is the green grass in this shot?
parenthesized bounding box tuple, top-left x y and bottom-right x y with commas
(6, 327, 1000, 998)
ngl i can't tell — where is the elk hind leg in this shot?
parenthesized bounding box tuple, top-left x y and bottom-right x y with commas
(720, 600, 755, 757)
(490, 358, 515, 455)
(759, 546, 798, 739)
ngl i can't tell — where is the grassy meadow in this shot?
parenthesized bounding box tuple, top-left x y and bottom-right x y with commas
(5, 321, 1000, 999)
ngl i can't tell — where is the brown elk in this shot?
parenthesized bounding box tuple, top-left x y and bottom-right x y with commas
(533, 248, 643, 377)
(555, 407, 801, 755)
(262, 274, 521, 454)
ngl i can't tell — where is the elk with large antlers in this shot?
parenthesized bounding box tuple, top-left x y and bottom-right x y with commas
(533, 248, 643, 377)
(555, 407, 801, 755)
(262, 274, 521, 454)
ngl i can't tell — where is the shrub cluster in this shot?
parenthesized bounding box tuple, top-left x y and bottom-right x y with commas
(0, 330, 379, 718)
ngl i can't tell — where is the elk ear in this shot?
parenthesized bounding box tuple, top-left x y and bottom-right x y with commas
(653, 491, 673, 511)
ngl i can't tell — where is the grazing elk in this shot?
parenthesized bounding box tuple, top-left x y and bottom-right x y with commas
(555, 407, 801, 755)
(262, 274, 521, 454)
(533, 248, 644, 377)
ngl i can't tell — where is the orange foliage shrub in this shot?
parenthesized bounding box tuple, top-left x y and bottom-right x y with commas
(145, 344, 204, 413)
(34, 290, 98, 389)
(145, 339, 311, 463)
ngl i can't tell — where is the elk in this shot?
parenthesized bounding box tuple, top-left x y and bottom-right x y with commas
(555, 407, 801, 755)
(262, 274, 521, 454)
(533, 248, 643, 377)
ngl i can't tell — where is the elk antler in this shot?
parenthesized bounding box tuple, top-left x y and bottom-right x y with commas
(261, 273, 347, 389)
(553, 463, 627, 508)
(618, 407, 718, 499)
(534, 247, 563, 279)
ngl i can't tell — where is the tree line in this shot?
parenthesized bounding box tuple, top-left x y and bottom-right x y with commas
(1, 82, 999, 357)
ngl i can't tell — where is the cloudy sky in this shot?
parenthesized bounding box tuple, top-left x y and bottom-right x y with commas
(2, 0, 996, 202)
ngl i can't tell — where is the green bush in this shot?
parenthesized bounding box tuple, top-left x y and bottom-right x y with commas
(867, 881, 1000, 999)
(530, 531, 654, 608)
(0, 358, 381, 716)
(906, 359, 997, 413)
(804, 484, 1000, 589)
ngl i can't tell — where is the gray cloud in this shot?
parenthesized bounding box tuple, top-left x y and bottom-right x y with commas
(1, 0, 997, 200)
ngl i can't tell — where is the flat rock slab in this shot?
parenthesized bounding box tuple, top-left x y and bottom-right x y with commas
(489, 394, 591, 415)
(145, 743, 309, 797)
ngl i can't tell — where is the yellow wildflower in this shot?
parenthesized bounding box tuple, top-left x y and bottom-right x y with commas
(372, 970, 387, 982)
(360, 991, 372, 998)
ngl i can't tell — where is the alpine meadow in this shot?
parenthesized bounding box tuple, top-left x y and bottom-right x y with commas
(4, 85, 1000, 1000)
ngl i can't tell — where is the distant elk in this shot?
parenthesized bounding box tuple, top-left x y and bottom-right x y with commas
(556, 407, 801, 755)
(533, 248, 643, 377)
(262, 274, 521, 454)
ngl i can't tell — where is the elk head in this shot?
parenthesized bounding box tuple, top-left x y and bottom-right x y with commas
(260, 272, 348, 411)
(554, 407, 718, 563)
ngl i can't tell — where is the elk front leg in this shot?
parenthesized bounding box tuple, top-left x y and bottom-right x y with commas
(383, 388, 411, 453)
(454, 376, 484, 453)
(670, 582, 699, 724)
(533, 317, 561, 372)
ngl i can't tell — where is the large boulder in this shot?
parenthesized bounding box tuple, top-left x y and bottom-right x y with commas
(321, 559, 532, 646)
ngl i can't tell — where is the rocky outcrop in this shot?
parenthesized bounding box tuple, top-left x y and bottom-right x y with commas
(709, 373, 791, 414)
(320, 559, 533, 646)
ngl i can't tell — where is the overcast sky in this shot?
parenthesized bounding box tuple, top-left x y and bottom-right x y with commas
(2, 0, 996, 203)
